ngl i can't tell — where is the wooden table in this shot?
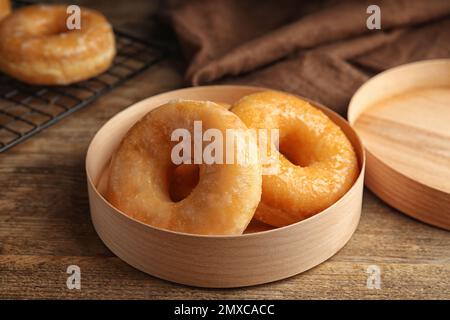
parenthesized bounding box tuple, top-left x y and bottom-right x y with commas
(0, 0, 449, 300)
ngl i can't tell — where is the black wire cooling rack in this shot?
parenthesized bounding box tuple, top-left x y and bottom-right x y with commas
(0, 4, 167, 152)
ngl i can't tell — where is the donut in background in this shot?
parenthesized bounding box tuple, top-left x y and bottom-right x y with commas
(0, 4, 116, 85)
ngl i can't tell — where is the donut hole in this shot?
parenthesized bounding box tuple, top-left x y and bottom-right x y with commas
(50, 19, 83, 36)
(278, 132, 318, 167)
(52, 25, 74, 36)
(169, 164, 200, 202)
(32, 11, 82, 36)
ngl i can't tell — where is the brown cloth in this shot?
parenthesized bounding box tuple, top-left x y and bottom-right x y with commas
(165, 0, 450, 115)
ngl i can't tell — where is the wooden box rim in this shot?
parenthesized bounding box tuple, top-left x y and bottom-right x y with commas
(85, 85, 366, 287)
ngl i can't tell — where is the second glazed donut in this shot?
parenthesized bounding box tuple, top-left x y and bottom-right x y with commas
(107, 100, 262, 235)
(232, 91, 359, 227)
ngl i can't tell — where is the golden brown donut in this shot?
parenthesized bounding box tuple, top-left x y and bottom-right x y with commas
(232, 91, 359, 227)
(0, 4, 115, 85)
(0, 0, 11, 21)
(107, 100, 262, 235)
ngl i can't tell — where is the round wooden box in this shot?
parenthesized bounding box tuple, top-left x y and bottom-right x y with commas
(348, 59, 450, 230)
(86, 85, 366, 288)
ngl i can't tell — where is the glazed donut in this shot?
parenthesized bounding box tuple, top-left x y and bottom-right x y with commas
(0, 0, 11, 21)
(231, 91, 359, 227)
(107, 100, 262, 235)
(0, 5, 115, 85)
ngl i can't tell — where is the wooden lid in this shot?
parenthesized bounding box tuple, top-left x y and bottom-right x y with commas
(348, 59, 450, 230)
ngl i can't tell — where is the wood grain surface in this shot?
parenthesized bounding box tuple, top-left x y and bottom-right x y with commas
(0, 0, 449, 299)
(355, 88, 450, 191)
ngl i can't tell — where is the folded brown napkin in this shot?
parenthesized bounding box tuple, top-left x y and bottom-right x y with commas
(165, 0, 450, 114)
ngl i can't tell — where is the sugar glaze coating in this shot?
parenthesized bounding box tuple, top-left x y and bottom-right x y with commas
(232, 91, 359, 227)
